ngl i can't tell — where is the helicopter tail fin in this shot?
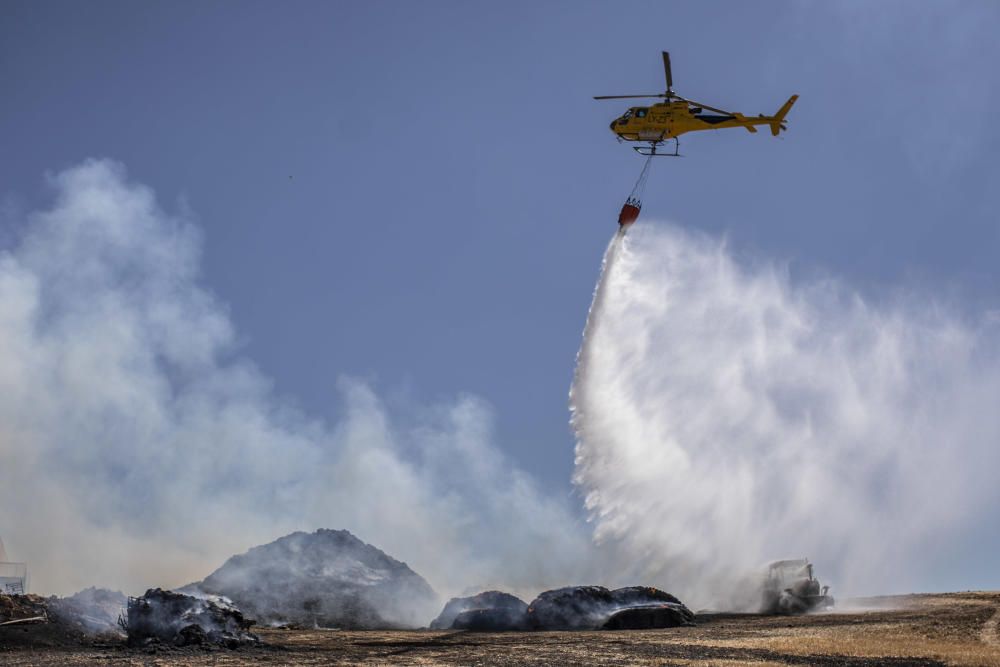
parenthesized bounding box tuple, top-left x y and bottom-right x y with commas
(770, 94, 799, 136)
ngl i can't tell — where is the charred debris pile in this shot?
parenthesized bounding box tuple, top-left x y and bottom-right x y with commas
(122, 588, 258, 649)
(0, 588, 258, 651)
(530, 586, 694, 631)
(430, 590, 529, 631)
(0, 588, 127, 634)
(0, 593, 50, 627)
(0, 588, 127, 650)
(431, 586, 695, 632)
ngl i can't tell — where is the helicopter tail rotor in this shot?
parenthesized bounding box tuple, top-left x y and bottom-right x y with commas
(769, 94, 799, 135)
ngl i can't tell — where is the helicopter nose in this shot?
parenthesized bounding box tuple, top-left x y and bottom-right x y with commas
(610, 120, 618, 131)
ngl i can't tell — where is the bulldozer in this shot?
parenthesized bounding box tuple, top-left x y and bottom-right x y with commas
(760, 559, 833, 615)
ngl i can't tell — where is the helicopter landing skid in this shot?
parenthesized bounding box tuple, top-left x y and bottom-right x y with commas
(634, 138, 682, 157)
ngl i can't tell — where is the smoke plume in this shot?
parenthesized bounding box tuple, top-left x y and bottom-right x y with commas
(0, 159, 590, 599)
(571, 225, 1000, 608)
(5, 160, 998, 612)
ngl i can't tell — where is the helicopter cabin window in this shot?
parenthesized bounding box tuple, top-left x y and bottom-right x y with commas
(635, 108, 648, 118)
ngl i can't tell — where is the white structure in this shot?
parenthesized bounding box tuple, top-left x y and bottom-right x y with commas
(0, 536, 28, 595)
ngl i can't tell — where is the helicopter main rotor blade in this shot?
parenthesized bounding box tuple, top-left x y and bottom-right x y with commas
(674, 95, 737, 116)
(594, 94, 668, 100)
(662, 51, 673, 91)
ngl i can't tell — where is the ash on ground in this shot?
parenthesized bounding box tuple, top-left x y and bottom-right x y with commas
(430, 586, 695, 631)
(123, 588, 258, 649)
(186, 529, 439, 629)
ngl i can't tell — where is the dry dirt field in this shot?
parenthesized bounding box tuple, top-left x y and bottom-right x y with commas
(1, 591, 998, 666)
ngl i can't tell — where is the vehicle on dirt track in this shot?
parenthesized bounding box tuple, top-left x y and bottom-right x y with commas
(761, 559, 834, 615)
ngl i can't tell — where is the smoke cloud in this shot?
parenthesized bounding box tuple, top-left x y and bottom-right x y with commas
(571, 225, 1000, 608)
(5, 160, 997, 612)
(0, 159, 590, 599)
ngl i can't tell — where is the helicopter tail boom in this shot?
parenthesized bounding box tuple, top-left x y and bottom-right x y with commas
(770, 94, 799, 136)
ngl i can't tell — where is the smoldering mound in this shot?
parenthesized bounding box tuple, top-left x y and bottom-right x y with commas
(186, 529, 439, 629)
(570, 224, 1000, 609)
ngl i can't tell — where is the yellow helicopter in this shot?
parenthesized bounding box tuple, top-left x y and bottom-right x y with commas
(596, 52, 798, 156)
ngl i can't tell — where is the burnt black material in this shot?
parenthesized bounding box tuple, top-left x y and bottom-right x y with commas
(124, 588, 258, 648)
(430, 591, 528, 630)
(525, 585, 695, 631)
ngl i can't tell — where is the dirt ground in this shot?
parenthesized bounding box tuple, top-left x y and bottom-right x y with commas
(1, 591, 998, 666)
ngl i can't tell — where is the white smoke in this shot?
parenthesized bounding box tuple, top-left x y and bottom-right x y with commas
(0, 159, 591, 600)
(571, 224, 1000, 609)
(7, 160, 997, 612)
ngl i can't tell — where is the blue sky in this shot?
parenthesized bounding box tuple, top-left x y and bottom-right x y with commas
(3, 0, 998, 501)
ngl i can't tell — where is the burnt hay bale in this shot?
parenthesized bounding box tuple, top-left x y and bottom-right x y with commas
(124, 588, 258, 648)
(526, 585, 694, 631)
(526, 586, 617, 630)
(430, 591, 528, 630)
(601, 604, 694, 630)
(451, 605, 529, 632)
